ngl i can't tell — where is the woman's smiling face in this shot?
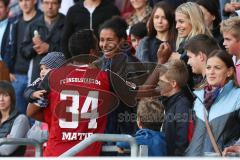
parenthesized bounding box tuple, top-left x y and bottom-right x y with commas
(99, 29, 121, 58)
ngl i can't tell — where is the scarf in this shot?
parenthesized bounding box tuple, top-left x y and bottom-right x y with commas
(203, 85, 221, 111)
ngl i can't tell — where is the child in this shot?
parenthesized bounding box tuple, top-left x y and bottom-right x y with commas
(24, 52, 65, 142)
(24, 52, 66, 106)
(220, 16, 240, 85)
(158, 60, 193, 156)
(116, 98, 166, 156)
(129, 22, 147, 50)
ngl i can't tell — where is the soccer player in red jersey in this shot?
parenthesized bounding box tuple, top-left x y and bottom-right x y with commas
(27, 29, 118, 156)
(43, 64, 118, 156)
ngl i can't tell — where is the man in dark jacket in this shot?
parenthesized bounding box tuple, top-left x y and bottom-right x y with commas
(61, 0, 120, 59)
(21, 0, 65, 83)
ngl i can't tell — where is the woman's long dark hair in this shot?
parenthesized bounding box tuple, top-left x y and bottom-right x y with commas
(147, 1, 176, 50)
(0, 81, 16, 118)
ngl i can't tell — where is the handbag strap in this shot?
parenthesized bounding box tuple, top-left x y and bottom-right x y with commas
(203, 108, 222, 156)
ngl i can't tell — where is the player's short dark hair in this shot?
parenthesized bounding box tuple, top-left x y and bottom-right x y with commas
(137, 98, 164, 131)
(68, 29, 98, 57)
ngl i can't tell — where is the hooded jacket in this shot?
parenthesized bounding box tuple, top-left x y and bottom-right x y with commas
(116, 128, 167, 156)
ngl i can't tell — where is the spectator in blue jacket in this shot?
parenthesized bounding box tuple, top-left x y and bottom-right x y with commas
(185, 50, 240, 156)
(116, 98, 166, 156)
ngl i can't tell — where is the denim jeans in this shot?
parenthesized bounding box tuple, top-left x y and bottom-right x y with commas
(12, 74, 28, 114)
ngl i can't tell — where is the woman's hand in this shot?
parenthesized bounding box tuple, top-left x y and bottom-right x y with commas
(157, 42, 172, 64)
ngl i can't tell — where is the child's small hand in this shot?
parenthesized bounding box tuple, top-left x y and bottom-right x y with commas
(117, 147, 125, 154)
(32, 90, 47, 99)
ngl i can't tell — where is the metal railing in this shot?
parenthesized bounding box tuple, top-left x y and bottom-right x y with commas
(101, 145, 148, 157)
(0, 138, 43, 157)
(60, 134, 138, 157)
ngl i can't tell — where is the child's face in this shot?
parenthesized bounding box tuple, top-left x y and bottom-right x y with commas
(223, 31, 240, 56)
(40, 64, 51, 80)
(130, 35, 140, 50)
(158, 74, 175, 97)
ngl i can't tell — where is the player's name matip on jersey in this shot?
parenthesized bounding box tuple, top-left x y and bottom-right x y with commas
(43, 65, 119, 156)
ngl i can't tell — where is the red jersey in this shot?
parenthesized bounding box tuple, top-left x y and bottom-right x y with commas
(43, 65, 118, 156)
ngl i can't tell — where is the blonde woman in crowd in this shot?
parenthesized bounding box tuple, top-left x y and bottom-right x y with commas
(175, 2, 212, 58)
(172, 2, 212, 88)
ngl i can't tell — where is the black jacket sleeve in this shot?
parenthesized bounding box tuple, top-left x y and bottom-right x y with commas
(24, 78, 42, 103)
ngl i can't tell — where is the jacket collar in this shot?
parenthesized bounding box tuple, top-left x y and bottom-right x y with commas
(1, 109, 19, 125)
(37, 13, 65, 28)
(161, 91, 185, 111)
(194, 80, 235, 103)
